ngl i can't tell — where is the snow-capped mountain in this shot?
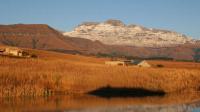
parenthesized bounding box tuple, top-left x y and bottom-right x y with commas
(63, 19, 196, 47)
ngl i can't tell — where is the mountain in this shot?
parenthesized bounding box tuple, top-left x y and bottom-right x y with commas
(64, 19, 196, 47)
(0, 24, 199, 61)
(0, 24, 115, 55)
(0, 24, 82, 53)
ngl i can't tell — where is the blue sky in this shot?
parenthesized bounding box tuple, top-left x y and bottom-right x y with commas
(0, 0, 200, 39)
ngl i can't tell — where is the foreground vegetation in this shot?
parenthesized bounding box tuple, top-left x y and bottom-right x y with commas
(0, 49, 200, 97)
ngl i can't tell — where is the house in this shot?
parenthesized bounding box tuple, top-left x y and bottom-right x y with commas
(105, 60, 151, 67)
(0, 47, 31, 57)
(132, 60, 151, 67)
(105, 61, 126, 66)
(4, 47, 24, 56)
(105, 60, 133, 66)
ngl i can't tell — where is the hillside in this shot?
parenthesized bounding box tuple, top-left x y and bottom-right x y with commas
(64, 37, 200, 61)
(0, 24, 80, 53)
(0, 24, 200, 61)
(64, 19, 196, 47)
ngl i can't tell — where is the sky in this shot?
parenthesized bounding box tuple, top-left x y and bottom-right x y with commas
(0, 0, 200, 39)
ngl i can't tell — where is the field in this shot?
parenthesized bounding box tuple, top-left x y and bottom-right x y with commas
(0, 49, 200, 97)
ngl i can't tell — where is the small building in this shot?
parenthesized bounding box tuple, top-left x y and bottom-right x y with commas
(4, 47, 24, 56)
(105, 60, 134, 66)
(105, 61, 126, 66)
(132, 60, 151, 67)
(0, 46, 31, 57)
(105, 60, 151, 67)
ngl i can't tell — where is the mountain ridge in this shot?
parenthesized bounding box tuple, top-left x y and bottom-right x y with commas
(64, 19, 196, 47)
(0, 24, 80, 51)
(0, 23, 200, 61)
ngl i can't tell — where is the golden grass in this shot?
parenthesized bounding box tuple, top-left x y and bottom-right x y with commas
(0, 49, 200, 97)
(148, 60, 200, 69)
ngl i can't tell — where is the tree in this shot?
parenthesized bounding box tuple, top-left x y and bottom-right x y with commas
(32, 37, 39, 49)
(193, 48, 200, 62)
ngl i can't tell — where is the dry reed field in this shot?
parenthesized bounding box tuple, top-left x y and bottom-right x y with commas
(0, 49, 200, 97)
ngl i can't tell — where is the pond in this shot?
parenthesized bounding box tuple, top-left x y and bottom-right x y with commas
(1, 91, 200, 112)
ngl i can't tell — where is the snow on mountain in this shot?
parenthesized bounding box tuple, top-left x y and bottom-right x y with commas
(63, 19, 196, 47)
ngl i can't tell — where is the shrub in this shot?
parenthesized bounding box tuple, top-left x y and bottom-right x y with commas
(156, 64, 164, 68)
(31, 54, 38, 58)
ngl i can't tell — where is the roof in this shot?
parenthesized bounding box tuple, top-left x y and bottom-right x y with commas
(6, 47, 22, 50)
(131, 60, 144, 65)
(137, 60, 151, 67)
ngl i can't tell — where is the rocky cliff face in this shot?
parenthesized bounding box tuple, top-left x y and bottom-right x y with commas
(64, 19, 196, 47)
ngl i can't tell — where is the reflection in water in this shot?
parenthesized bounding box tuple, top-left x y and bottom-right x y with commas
(0, 92, 200, 112)
(88, 86, 165, 98)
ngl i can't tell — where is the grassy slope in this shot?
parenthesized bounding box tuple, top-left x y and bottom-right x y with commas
(0, 49, 200, 97)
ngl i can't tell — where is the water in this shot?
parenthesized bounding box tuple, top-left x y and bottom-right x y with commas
(1, 92, 200, 112)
